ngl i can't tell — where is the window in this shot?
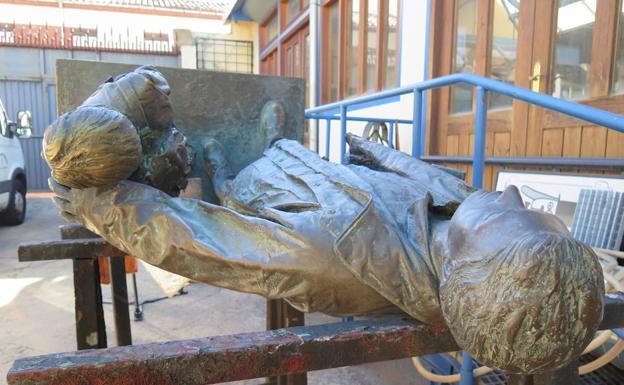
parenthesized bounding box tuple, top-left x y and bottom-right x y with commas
(261, 11, 279, 47)
(612, 3, 624, 95)
(451, 0, 477, 114)
(196, 38, 253, 74)
(327, 1, 340, 102)
(489, 0, 520, 109)
(383, 0, 399, 89)
(286, 0, 301, 25)
(323, 0, 401, 103)
(552, 0, 596, 100)
(346, 0, 361, 97)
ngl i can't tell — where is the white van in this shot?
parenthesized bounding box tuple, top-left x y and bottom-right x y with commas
(0, 99, 32, 225)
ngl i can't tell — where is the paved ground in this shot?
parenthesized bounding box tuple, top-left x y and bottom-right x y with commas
(0, 196, 428, 385)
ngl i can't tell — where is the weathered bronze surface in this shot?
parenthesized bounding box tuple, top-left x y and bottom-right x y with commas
(44, 67, 605, 374)
(54, 59, 304, 202)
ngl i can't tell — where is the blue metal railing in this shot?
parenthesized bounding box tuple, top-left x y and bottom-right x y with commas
(305, 73, 624, 189)
(305, 73, 624, 385)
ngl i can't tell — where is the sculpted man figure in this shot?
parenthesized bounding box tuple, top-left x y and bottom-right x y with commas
(44, 67, 604, 375)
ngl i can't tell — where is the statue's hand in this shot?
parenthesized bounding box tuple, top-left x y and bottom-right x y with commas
(201, 137, 229, 178)
(202, 138, 234, 202)
(48, 177, 95, 223)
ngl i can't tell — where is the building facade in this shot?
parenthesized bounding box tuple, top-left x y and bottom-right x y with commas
(0, 0, 258, 189)
(228, 0, 624, 190)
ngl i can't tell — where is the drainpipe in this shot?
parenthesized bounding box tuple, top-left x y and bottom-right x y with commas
(309, 0, 320, 152)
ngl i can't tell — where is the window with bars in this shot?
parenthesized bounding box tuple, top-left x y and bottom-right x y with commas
(195, 38, 253, 74)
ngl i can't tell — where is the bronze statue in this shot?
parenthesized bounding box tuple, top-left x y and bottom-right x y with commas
(44, 67, 604, 375)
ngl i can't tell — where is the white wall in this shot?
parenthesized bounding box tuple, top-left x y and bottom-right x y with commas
(316, 0, 429, 162)
(0, 3, 231, 47)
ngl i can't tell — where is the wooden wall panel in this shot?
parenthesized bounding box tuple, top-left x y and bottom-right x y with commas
(488, 132, 511, 189)
(541, 129, 564, 157)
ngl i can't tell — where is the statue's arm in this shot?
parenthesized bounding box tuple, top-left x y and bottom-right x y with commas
(49, 179, 311, 297)
(346, 134, 476, 200)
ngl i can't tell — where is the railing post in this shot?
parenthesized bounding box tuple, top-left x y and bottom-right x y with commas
(340, 104, 347, 164)
(325, 119, 331, 160)
(459, 351, 475, 385)
(388, 121, 395, 148)
(314, 119, 320, 154)
(412, 90, 423, 158)
(473, 86, 487, 189)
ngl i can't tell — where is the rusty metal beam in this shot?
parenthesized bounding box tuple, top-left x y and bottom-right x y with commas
(18, 239, 125, 262)
(8, 318, 459, 385)
(8, 292, 624, 385)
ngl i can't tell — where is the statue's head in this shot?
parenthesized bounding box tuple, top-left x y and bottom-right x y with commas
(441, 185, 604, 373)
(43, 66, 194, 196)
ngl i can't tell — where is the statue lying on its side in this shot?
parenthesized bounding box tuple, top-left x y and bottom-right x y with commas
(43, 67, 604, 375)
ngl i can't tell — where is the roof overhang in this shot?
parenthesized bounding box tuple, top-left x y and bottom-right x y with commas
(223, 0, 277, 23)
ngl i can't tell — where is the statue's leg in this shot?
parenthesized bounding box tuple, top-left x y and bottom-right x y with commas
(202, 138, 235, 203)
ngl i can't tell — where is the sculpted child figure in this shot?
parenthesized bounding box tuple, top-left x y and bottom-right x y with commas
(44, 67, 604, 375)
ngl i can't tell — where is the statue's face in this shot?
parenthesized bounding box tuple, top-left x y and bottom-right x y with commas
(448, 186, 569, 259)
(132, 126, 194, 197)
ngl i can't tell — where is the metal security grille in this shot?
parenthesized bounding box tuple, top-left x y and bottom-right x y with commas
(195, 38, 253, 74)
(571, 189, 624, 251)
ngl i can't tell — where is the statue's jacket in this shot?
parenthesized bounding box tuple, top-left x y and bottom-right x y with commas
(78, 135, 476, 324)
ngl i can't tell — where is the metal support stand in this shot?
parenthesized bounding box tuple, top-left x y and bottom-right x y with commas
(131, 273, 143, 321)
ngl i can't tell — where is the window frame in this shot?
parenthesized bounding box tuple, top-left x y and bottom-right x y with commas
(281, 0, 308, 30)
(321, 0, 401, 103)
(260, 7, 279, 50)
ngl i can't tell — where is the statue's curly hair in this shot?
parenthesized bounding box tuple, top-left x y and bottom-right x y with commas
(440, 230, 604, 374)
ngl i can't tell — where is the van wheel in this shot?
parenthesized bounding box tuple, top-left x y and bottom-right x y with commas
(1, 180, 26, 225)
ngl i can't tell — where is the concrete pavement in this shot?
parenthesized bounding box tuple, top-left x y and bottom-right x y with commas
(0, 196, 427, 385)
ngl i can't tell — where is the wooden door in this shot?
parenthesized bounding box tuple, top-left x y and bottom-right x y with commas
(261, 49, 279, 76)
(430, 0, 624, 190)
(281, 26, 310, 106)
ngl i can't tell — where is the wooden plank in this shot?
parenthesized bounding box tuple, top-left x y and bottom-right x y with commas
(61, 224, 108, 351)
(457, 133, 470, 181)
(581, 125, 608, 174)
(510, 0, 536, 157)
(474, 0, 493, 77)
(72, 259, 108, 350)
(589, 0, 619, 98)
(446, 134, 459, 156)
(525, 0, 556, 157)
(490, 132, 511, 190)
(429, 0, 455, 155)
(109, 256, 132, 347)
(580, 126, 607, 158)
(562, 127, 582, 158)
(541, 128, 564, 157)
(447, 110, 511, 135)
(18, 239, 125, 262)
(543, 94, 624, 129)
(606, 130, 624, 158)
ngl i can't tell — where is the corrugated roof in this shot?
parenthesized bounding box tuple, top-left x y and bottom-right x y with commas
(61, 0, 232, 15)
